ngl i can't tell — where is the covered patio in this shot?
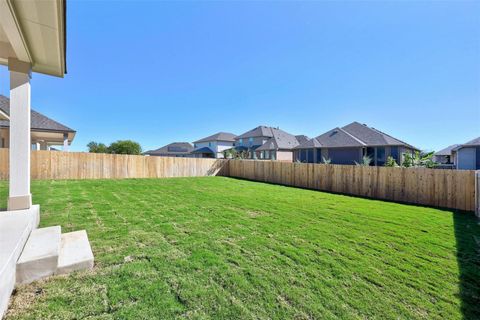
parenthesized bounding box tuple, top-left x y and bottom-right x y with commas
(0, 1, 92, 317)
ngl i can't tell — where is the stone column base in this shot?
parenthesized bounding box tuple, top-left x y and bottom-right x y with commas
(8, 194, 32, 211)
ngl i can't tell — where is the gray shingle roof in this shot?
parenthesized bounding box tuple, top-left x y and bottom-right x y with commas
(434, 144, 460, 156)
(295, 135, 310, 145)
(256, 128, 305, 151)
(236, 126, 275, 139)
(0, 95, 75, 133)
(462, 137, 480, 146)
(296, 122, 417, 150)
(191, 146, 215, 154)
(193, 132, 236, 143)
(144, 142, 194, 156)
(452, 137, 480, 151)
(342, 122, 410, 147)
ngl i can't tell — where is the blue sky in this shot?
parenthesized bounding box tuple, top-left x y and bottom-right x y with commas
(0, 1, 479, 152)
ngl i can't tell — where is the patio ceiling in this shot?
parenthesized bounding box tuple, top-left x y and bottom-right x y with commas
(0, 0, 66, 77)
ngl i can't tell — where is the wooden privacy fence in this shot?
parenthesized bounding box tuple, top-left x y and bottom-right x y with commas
(228, 160, 477, 212)
(0, 149, 477, 212)
(0, 149, 227, 180)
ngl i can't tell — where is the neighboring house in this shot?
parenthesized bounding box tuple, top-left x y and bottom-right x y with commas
(433, 144, 460, 164)
(294, 122, 418, 165)
(235, 126, 306, 161)
(0, 95, 76, 151)
(144, 142, 194, 157)
(451, 137, 480, 170)
(192, 132, 236, 158)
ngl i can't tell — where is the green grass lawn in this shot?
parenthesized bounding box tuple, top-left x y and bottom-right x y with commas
(1, 177, 479, 319)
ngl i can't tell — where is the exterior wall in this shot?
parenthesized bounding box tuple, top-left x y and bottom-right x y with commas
(194, 140, 234, 158)
(276, 150, 293, 162)
(216, 141, 234, 158)
(457, 147, 478, 170)
(235, 136, 268, 149)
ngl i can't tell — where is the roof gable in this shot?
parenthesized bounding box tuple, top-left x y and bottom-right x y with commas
(314, 127, 366, 148)
(342, 122, 404, 146)
(236, 126, 274, 139)
(256, 128, 303, 151)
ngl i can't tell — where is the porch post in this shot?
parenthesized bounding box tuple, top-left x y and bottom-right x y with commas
(7, 58, 32, 210)
(63, 133, 69, 151)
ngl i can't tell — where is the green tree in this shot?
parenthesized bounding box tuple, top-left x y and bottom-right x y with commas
(87, 141, 109, 153)
(108, 140, 142, 155)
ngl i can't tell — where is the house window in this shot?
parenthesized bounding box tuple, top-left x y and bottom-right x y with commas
(316, 149, 322, 163)
(300, 150, 307, 162)
(307, 149, 314, 163)
(271, 151, 276, 160)
(376, 147, 386, 166)
(366, 147, 375, 165)
(208, 142, 212, 147)
(248, 137, 253, 146)
(390, 146, 399, 163)
(239, 139, 243, 146)
(260, 151, 264, 159)
(265, 150, 270, 159)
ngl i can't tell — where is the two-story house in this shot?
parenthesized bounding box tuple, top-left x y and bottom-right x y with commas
(192, 132, 236, 158)
(234, 126, 306, 161)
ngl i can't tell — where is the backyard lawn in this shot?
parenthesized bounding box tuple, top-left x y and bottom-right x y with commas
(1, 177, 479, 319)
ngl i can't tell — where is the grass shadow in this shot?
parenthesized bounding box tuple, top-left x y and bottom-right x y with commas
(453, 211, 480, 319)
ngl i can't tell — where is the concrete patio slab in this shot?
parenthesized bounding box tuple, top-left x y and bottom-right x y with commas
(0, 205, 40, 318)
(56, 230, 94, 275)
(16, 226, 61, 285)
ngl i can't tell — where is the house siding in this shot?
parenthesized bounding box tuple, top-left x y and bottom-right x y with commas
(194, 140, 234, 158)
(457, 147, 477, 170)
(276, 150, 293, 162)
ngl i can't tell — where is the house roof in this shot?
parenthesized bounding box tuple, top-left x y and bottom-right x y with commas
(144, 142, 194, 156)
(256, 128, 306, 151)
(0, 95, 75, 133)
(236, 126, 275, 139)
(296, 122, 418, 150)
(434, 144, 460, 156)
(452, 137, 480, 151)
(295, 135, 310, 145)
(193, 132, 236, 143)
(191, 147, 215, 154)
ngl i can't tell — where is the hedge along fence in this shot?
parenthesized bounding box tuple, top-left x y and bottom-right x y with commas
(228, 160, 477, 212)
(0, 149, 477, 212)
(0, 149, 228, 180)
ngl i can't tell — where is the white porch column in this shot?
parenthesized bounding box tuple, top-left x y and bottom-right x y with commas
(63, 133, 69, 151)
(8, 59, 32, 210)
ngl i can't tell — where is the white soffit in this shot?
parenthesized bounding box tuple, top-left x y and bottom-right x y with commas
(0, 0, 65, 77)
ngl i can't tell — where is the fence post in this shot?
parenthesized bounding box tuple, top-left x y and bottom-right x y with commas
(476, 171, 480, 218)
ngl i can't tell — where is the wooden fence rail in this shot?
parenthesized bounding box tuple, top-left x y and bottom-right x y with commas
(0, 149, 476, 212)
(227, 160, 476, 212)
(0, 149, 228, 180)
